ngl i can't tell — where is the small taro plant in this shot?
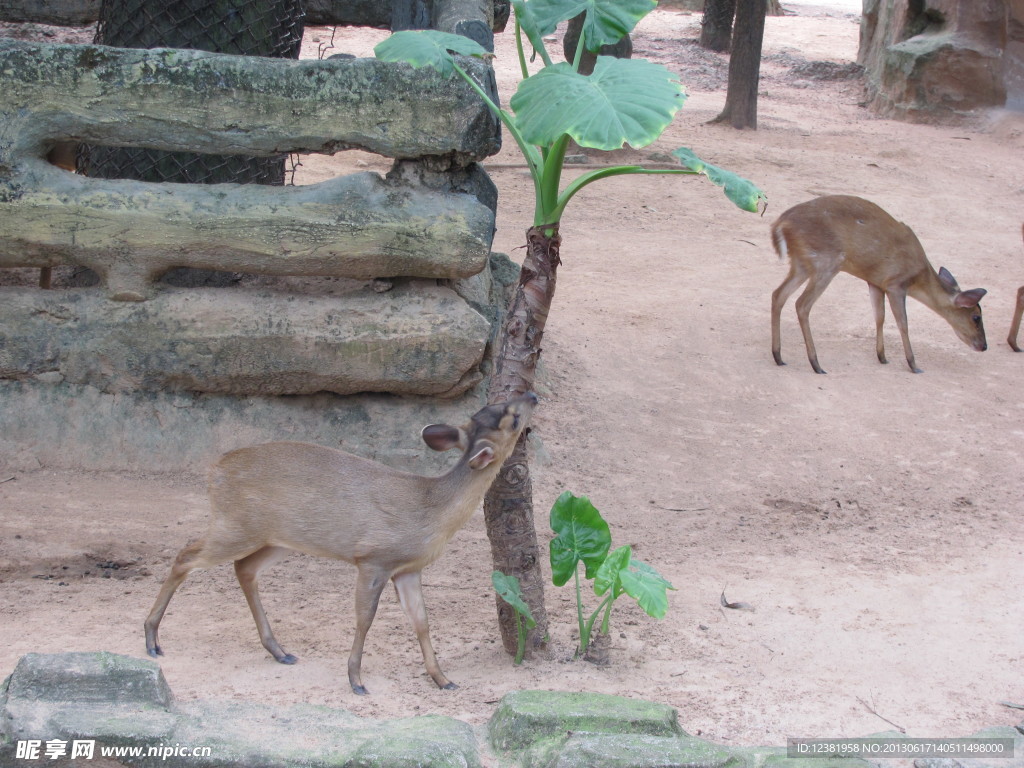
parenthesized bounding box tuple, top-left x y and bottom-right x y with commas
(492, 571, 537, 665)
(549, 491, 674, 658)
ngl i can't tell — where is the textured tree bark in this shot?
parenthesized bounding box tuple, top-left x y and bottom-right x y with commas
(699, 0, 736, 52)
(711, 0, 766, 129)
(483, 224, 561, 656)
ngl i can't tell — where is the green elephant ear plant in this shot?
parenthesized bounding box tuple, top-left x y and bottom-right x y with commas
(549, 491, 674, 660)
(376, 0, 766, 656)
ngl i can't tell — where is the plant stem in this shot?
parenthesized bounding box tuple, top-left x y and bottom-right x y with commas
(574, 566, 586, 653)
(538, 133, 570, 225)
(552, 166, 698, 222)
(600, 594, 615, 634)
(513, 611, 526, 665)
(514, 15, 530, 81)
(582, 593, 615, 652)
(571, 26, 586, 72)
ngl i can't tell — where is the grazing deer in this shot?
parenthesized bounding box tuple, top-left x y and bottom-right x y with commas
(1009, 223, 1024, 352)
(770, 195, 987, 373)
(144, 393, 538, 695)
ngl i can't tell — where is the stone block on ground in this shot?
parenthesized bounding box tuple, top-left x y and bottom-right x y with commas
(1, 653, 481, 768)
(487, 689, 684, 752)
(522, 733, 742, 768)
(0, 652, 175, 748)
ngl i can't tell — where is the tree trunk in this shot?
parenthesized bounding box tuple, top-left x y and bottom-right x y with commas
(699, 0, 736, 52)
(767, 0, 784, 15)
(711, 0, 766, 129)
(563, 11, 632, 75)
(483, 224, 560, 657)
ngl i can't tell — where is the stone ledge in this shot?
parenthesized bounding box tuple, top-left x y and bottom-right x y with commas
(6, 653, 1017, 768)
(0, 282, 490, 398)
(0, 40, 500, 161)
(0, 167, 496, 301)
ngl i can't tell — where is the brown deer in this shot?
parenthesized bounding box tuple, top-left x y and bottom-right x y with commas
(1009, 223, 1024, 352)
(770, 195, 987, 374)
(144, 393, 538, 695)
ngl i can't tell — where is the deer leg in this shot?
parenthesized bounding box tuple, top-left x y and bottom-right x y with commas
(868, 283, 888, 364)
(348, 565, 390, 695)
(1009, 286, 1024, 352)
(144, 539, 210, 657)
(393, 570, 456, 691)
(886, 289, 920, 373)
(793, 269, 839, 374)
(771, 262, 808, 366)
(234, 546, 296, 664)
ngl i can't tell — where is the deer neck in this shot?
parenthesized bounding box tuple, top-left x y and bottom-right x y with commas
(424, 456, 505, 541)
(907, 264, 954, 316)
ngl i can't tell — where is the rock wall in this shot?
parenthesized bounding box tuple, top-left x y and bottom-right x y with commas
(0, 6, 514, 474)
(859, 0, 1024, 120)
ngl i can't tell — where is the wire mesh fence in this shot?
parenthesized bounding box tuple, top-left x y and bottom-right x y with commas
(79, 0, 306, 185)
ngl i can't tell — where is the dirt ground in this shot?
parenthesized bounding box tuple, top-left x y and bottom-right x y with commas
(2, 0, 1023, 753)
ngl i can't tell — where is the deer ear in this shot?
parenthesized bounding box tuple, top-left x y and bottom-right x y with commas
(938, 267, 960, 292)
(421, 424, 466, 452)
(954, 288, 987, 308)
(468, 444, 496, 470)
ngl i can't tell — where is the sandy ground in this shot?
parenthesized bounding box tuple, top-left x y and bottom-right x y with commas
(2, 1, 1024, 755)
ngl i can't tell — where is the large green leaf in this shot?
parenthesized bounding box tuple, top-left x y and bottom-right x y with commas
(619, 558, 675, 619)
(549, 491, 611, 586)
(492, 571, 537, 629)
(511, 58, 685, 150)
(526, 0, 657, 50)
(374, 30, 491, 76)
(593, 544, 631, 597)
(671, 147, 767, 213)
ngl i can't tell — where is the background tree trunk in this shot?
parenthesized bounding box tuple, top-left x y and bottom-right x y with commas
(767, 0, 784, 15)
(711, 0, 766, 129)
(699, 0, 737, 51)
(563, 11, 632, 75)
(483, 225, 560, 657)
